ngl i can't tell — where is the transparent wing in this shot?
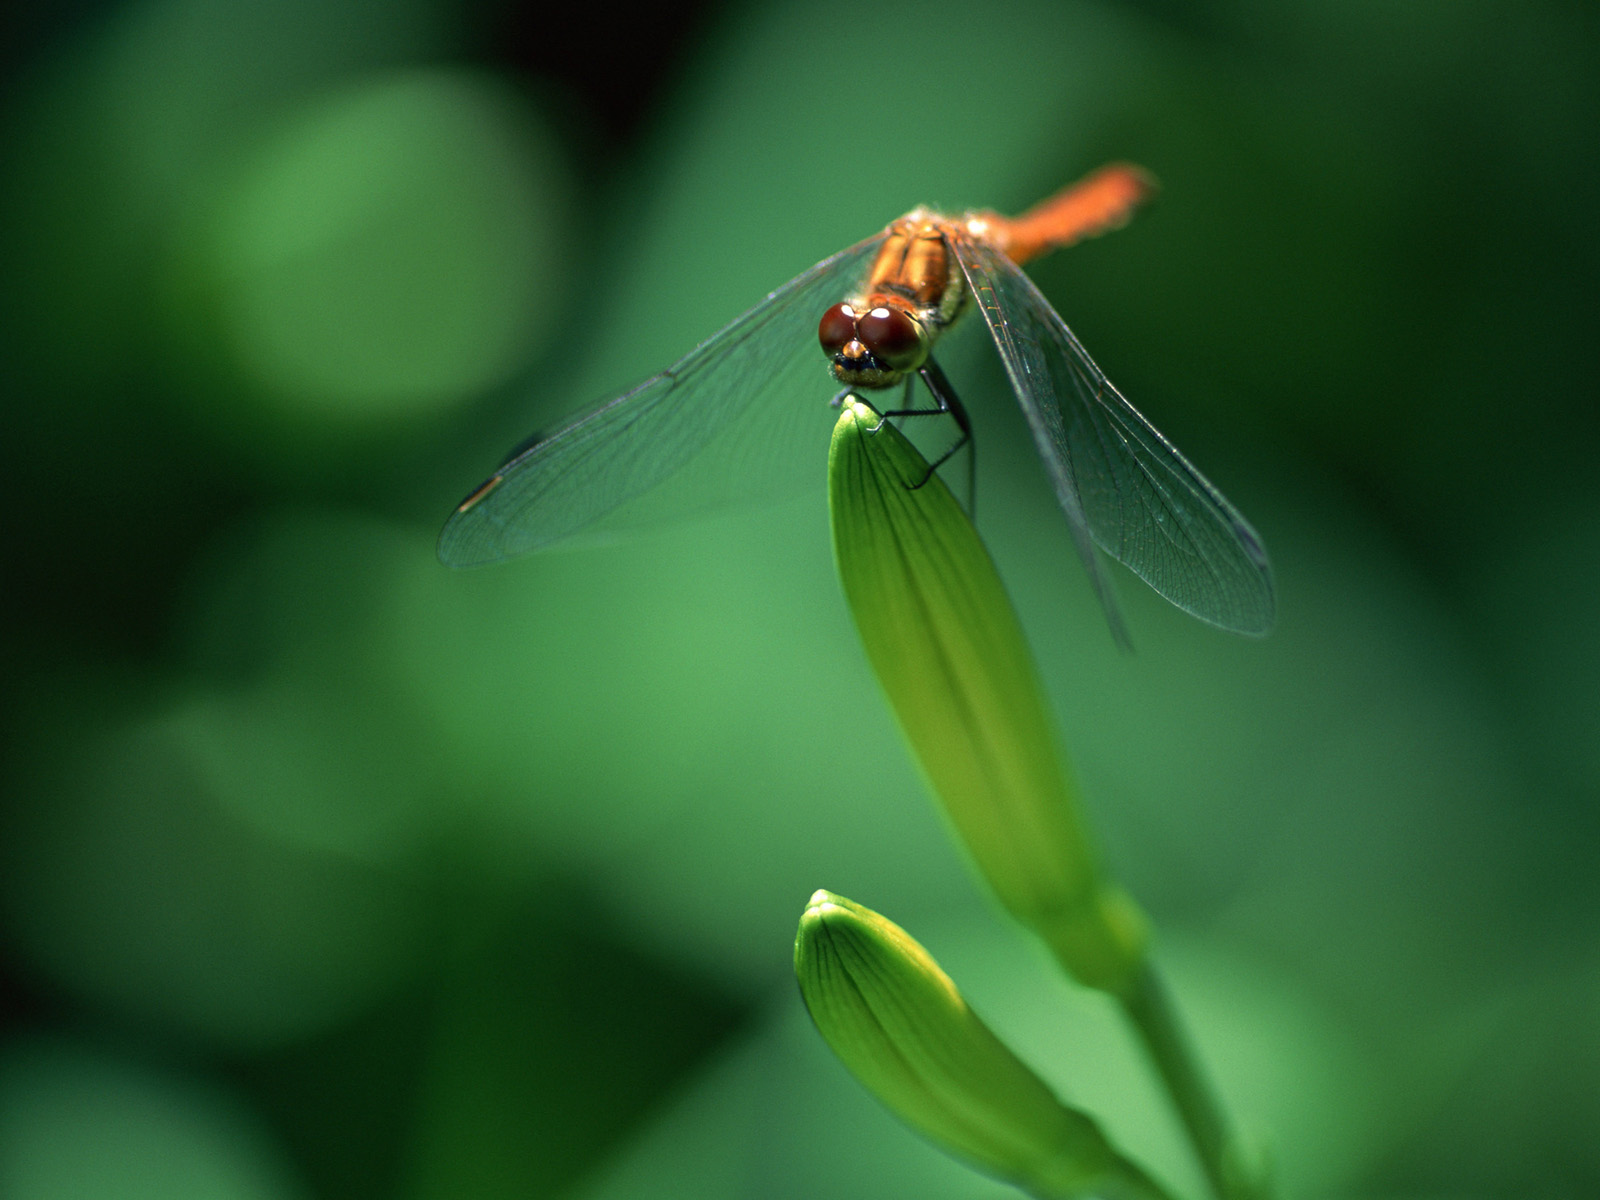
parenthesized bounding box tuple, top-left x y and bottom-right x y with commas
(439, 232, 890, 567)
(950, 231, 1275, 636)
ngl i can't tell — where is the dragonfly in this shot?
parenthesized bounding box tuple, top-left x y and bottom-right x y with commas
(439, 164, 1275, 639)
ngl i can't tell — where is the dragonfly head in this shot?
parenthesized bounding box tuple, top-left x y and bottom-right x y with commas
(819, 298, 929, 389)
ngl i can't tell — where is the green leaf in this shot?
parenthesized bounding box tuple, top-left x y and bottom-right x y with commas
(794, 890, 1175, 1200)
(828, 399, 1145, 993)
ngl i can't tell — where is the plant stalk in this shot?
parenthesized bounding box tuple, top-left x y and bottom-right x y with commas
(1118, 963, 1262, 1200)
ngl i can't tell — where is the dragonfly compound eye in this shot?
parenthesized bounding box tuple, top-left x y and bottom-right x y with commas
(857, 305, 927, 371)
(818, 303, 859, 355)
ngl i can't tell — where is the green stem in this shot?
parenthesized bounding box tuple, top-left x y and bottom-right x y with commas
(1118, 964, 1262, 1200)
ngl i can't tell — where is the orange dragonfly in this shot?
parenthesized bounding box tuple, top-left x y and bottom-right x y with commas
(439, 164, 1274, 638)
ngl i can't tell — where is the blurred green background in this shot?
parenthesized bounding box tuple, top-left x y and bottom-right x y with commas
(1, 0, 1596, 1196)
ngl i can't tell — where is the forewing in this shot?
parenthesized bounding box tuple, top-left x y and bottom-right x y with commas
(950, 232, 1275, 635)
(439, 233, 889, 566)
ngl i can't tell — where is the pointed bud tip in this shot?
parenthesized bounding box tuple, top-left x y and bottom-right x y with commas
(801, 889, 852, 926)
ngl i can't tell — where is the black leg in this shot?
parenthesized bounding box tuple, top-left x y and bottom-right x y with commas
(910, 359, 972, 489)
(850, 359, 976, 503)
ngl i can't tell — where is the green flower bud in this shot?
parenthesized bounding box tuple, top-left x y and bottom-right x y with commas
(794, 890, 1173, 1200)
(827, 400, 1145, 993)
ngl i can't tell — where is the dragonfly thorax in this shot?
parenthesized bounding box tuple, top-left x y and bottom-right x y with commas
(819, 212, 972, 389)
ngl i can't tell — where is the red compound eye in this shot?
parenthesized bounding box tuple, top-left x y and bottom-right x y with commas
(818, 303, 857, 355)
(857, 305, 926, 371)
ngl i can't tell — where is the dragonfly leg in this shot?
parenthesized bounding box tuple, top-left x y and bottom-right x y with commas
(912, 360, 972, 487)
(869, 360, 973, 492)
(850, 362, 975, 500)
(852, 377, 914, 434)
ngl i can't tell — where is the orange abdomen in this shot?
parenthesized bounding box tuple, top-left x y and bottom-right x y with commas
(992, 163, 1155, 266)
